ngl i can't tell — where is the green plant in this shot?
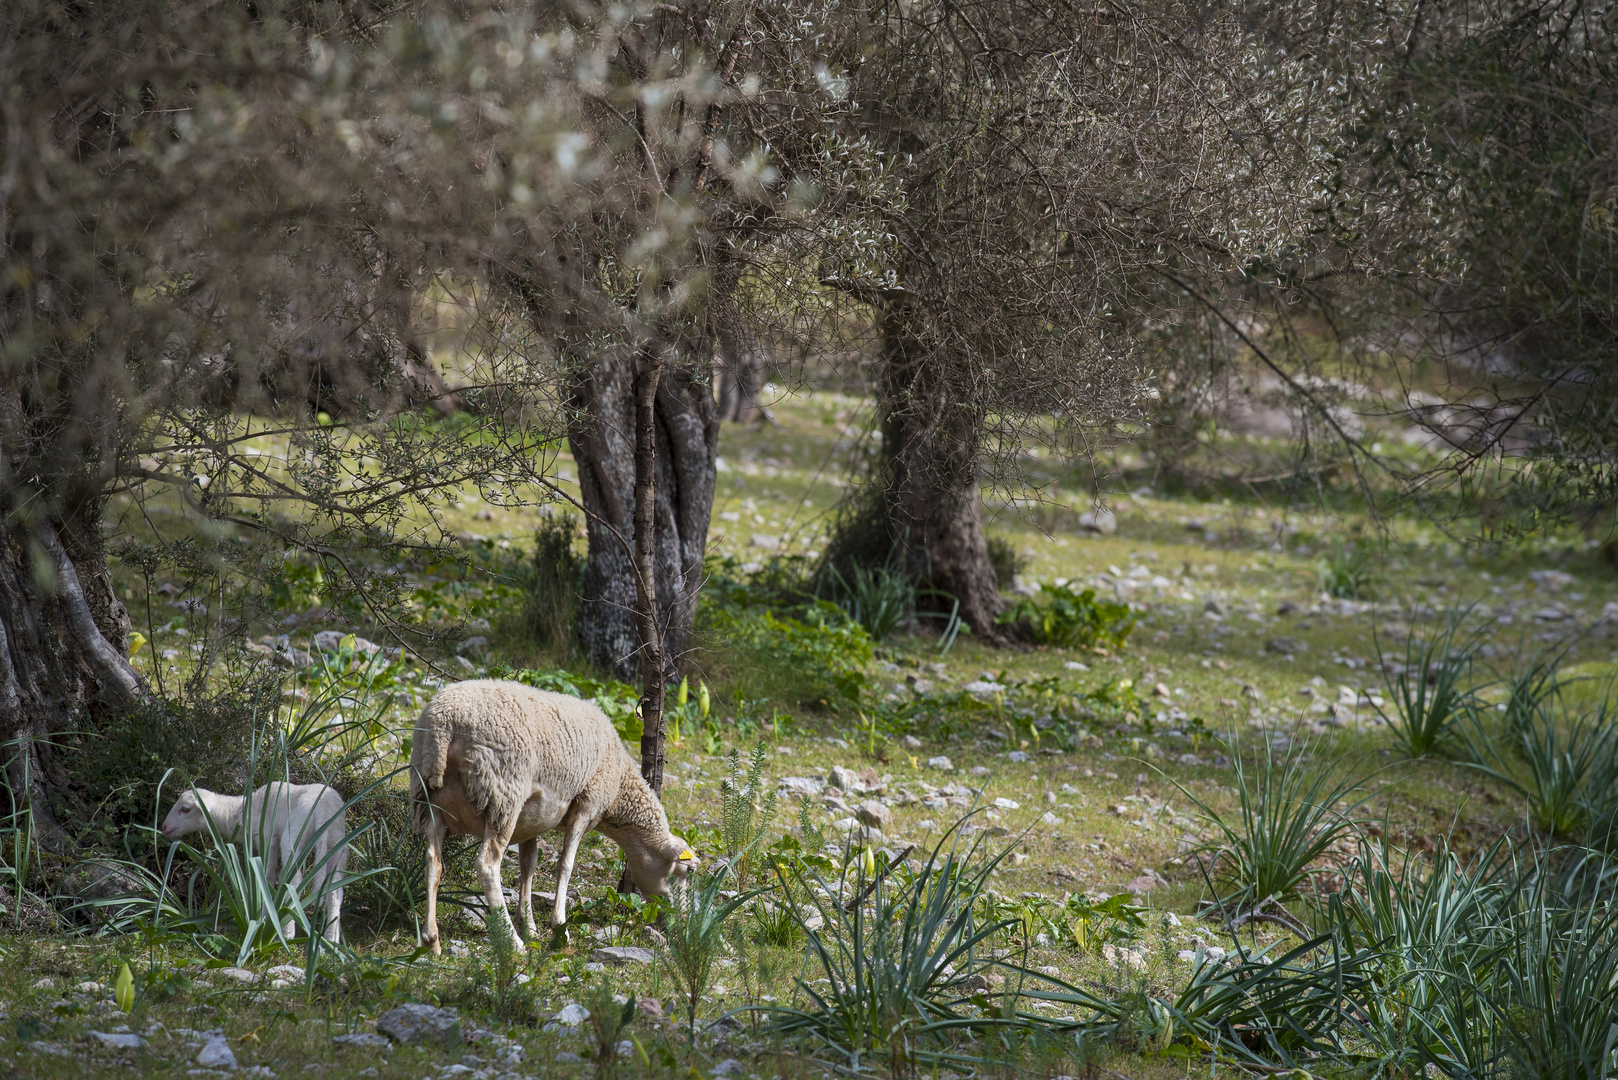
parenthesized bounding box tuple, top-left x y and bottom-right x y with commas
(1462, 695, 1618, 838)
(344, 793, 427, 930)
(501, 514, 584, 656)
(1060, 893, 1148, 954)
(1500, 641, 1571, 741)
(707, 601, 872, 704)
(763, 820, 1041, 1074)
(985, 534, 1026, 590)
(824, 563, 915, 642)
(995, 582, 1134, 649)
(1375, 607, 1486, 757)
(751, 896, 805, 949)
(719, 745, 779, 890)
(0, 738, 44, 930)
(579, 978, 638, 1080)
(659, 861, 758, 1041)
(1174, 737, 1370, 923)
(1318, 542, 1373, 599)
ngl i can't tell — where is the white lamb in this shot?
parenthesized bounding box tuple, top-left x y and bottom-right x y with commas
(409, 679, 695, 953)
(160, 781, 349, 942)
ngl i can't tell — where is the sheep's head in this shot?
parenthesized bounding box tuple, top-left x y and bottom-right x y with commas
(160, 790, 210, 839)
(625, 833, 698, 899)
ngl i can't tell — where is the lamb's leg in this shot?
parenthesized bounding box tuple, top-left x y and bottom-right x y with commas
(279, 827, 304, 940)
(323, 829, 347, 943)
(551, 809, 591, 929)
(266, 834, 294, 940)
(477, 818, 521, 947)
(423, 814, 446, 955)
(517, 840, 540, 940)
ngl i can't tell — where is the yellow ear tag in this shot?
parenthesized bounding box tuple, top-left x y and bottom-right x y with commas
(678, 849, 695, 861)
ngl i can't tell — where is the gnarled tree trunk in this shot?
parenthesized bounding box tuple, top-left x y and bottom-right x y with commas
(715, 329, 767, 425)
(874, 301, 1008, 645)
(0, 512, 142, 847)
(566, 351, 718, 691)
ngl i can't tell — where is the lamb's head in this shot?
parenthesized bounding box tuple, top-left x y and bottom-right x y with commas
(160, 789, 214, 839)
(624, 832, 698, 899)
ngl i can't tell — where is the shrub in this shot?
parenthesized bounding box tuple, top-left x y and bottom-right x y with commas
(706, 601, 871, 705)
(995, 582, 1134, 649)
(499, 514, 584, 658)
(985, 534, 1026, 590)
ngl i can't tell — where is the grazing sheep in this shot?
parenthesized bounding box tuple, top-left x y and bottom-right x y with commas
(409, 679, 695, 953)
(161, 782, 348, 942)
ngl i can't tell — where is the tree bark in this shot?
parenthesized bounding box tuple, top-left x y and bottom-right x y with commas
(0, 515, 142, 848)
(631, 348, 667, 795)
(714, 329, 767, 424)
(873, 301, 1008, 644)
(566, 350, 719, 697)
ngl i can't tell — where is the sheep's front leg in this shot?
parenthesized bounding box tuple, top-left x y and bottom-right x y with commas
(517, 840, 540, 940)
(477, 820, 521, 947)
(423, 815, 446, 955)
(550, 810, 591, 929)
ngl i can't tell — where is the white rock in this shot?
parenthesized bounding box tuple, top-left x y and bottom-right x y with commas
(90, 1031, 149, 1050)
(1041, 812, 1063, 825)
(1063, 661, 1090, 672)
(552, 1003, 590, 1026)
(901, 735, 922, 749)
(196, 1033, 237, 1070)
(827, 765, 864, 792)
(856, 801, 892, 829)
(216, 968, 257, 984)
(992, 797, 1019, 810)
(926, 756, 954, 770)
(778, 776, 824, 796)
(964, 680, 1006, 695)
(1078, 508, 1117, 534)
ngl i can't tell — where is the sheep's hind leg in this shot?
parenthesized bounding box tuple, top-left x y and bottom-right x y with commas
(477, 819, 521, 949)
(550, 807, 592, 931)
(423, 814, 446, 955)
(517, 840, 540, 941)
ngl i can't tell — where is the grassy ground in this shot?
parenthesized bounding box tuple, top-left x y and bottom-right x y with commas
(6, 388, 1618, 1078)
